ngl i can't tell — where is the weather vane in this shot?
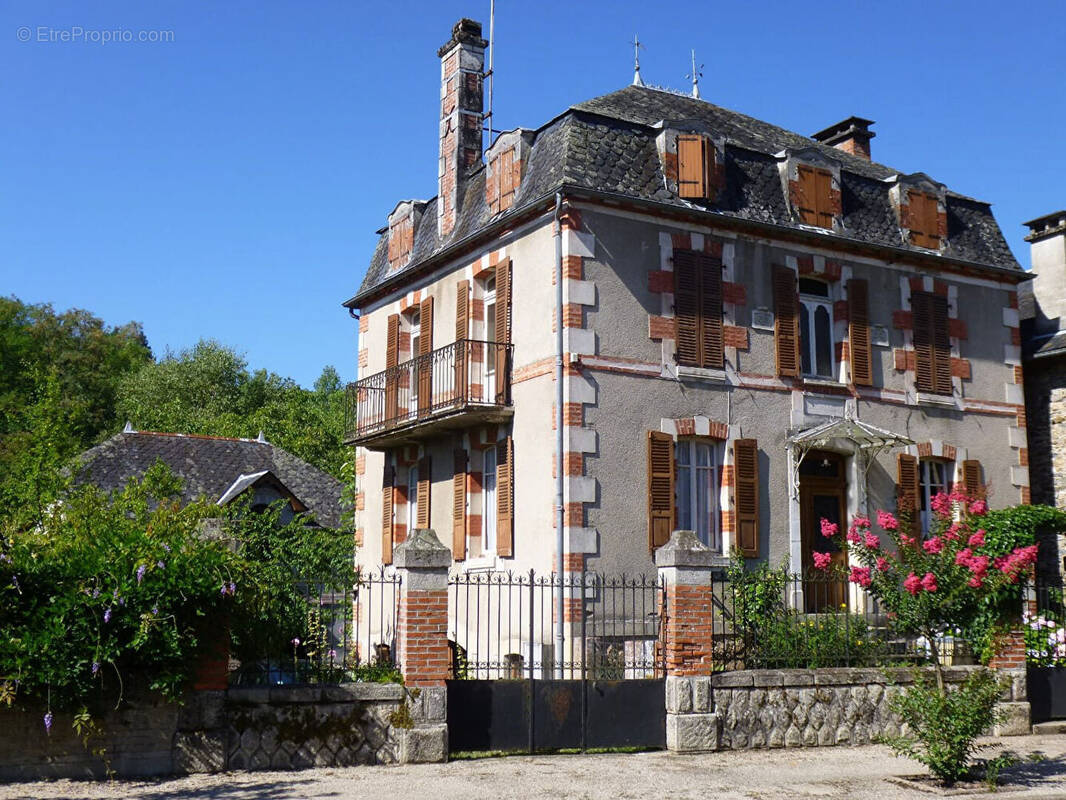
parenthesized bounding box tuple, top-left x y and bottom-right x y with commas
(686, 49, 704, 99)
(631, 34, 645, 86)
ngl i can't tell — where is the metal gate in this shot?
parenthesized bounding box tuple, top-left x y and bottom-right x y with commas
(446, 570, 666, 754)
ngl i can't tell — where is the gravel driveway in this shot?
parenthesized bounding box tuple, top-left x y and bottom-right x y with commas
(4, 735, 1066, 800)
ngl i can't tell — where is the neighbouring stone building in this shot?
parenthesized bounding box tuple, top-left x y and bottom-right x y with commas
(345, 19, 1029, 619)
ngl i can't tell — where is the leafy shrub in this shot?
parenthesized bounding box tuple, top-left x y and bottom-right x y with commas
(748, 612, 887, 669)
(881, 668, 1005, 786)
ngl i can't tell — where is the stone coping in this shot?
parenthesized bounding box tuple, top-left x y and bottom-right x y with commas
(226, 682, 405, 705)
(707, 666, 987, 689)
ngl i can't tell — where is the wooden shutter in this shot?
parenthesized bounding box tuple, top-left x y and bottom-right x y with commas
(417, 297, 434, 415)
(848, 278, 873, 386)
(733, 439, 760, 557)
(962, 459, 984, 499)
(494, 261, 512, 403)
(647, 431, 675, 550)
(452, 448, 467, 560)
(700, 253, 724, 369)
(496, 437, 514, 557)
(930, 294, 952, 395)
(814, 169, 834, 229)
(381, 461, 395, 565)
(912, 292, 952, 395)
(795, 166, 816, 225)
(416, 455, 431, 529)
(896, 453, 920, 535)
(385, 314, 400, 423)
(673, 250, 700, 366)
(773, 266, 800, 377)
(909, 191, 940, 249)
(677, 135, 708, 199)
(499, 148, 516, 210)
(455, 281, 469, 402)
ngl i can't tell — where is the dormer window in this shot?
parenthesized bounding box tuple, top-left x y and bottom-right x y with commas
(656, 124, 723, 203)
(794, 165, 835, 229)
(386, 200, 425, 271)
(485, 129, 533, 216)
(890, 175, 946, 252)
(905, 190, 941, 250)
(677, 134, 712, 200)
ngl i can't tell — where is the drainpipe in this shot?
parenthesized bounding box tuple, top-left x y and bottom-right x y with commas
(553, 191, 565, 679)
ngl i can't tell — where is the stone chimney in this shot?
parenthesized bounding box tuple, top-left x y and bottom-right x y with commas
(1024, 210, 1066, 335)
(812, 116, 876, 161)
(437, 19, 487, 239)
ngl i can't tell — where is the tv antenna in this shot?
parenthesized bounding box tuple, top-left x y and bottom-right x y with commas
(483, 0, 503, 146)
(686, 49, 704, 99)
(631, 34, 645, 86)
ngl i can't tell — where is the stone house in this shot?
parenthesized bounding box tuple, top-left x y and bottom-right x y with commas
(346, 19, 1028, 588)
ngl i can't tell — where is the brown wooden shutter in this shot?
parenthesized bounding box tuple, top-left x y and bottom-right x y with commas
(494, 260, 512, 403)
(962, 459, 984, 499)
(896, 453, 920, 535)
(385, 314, 400, 423)
(909, 192, 940, 249)
(673, 249, 700, 367)
(677, 135, 708, 199)
(496, 437, 514, 557)
(848, 278, 873, 386)
(499, 148, 516, 210)
(455, 281, 469, 403)
(417, 297, 434, 415)
(795, 166, 816, 225)
(381, 460, 395, 565)
(700, 253, 724, 369)
(930, 294, 952, 395)
(452, 448, 467, 560)
(773, 266, 800, 377)
(733, 439, 760, 557)
(647, 431, 675, 550)
(814, 168, 834, 229)
(416, 455, 431, 529)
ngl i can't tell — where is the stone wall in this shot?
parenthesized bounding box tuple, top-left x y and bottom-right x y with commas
(667, 666, 1030, 753)
(0, 682, 444, 782)
(1025, 356, 1066, 511)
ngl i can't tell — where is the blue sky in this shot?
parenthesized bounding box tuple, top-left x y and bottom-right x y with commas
(3, 0, 1064, 388)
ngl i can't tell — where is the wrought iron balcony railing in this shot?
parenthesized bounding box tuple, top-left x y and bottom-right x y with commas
(344, 339, 513, 446)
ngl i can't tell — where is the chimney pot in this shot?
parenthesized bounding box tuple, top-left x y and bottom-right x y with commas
(812, 116, 876, 161)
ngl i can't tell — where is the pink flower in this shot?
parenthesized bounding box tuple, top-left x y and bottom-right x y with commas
(922, 537, 943, 554)
(812, 551, 832, 570)
(954, 548, 973, 567)
(968, 530, 986, 548)
(969, 555, 990, 577)
(876, 557, 890, 572)
(849, 515, 871, 533)
(900, 534, 916, 548)
(849, 566, 872, 588)
(846, 530, 862, 545)
(904, 573, 922, 596)
(968, 575, 984, 589)
(820, 518, 839, 538)
(969, 499, 988, 516)
(877, 510, 899, 531)
(943, 523, 964, 541)
(921, 572, 938, 593)
(863, 532, 880, 550)
(930, 492, 953, 517)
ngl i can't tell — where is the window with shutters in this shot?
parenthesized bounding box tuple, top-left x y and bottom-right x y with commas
(484, 275, 497, 400)
(911, 291, 952, 395)
(407, 309, 421, 413)
(906, 191, 941, 250)
(918, 459, 953, 534)
(798, 278, 835, 379)
(482, 445, 498, 554)
(675, 439, 723, 551)
(677, 134, 713, 200)
(406, 463, 419, 533)
(794, 165, 835, 229)
(673, 249, 724, 370)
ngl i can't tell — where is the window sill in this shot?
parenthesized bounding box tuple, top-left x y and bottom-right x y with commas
(915, 392, 957, 408)
(677, 365, 728, 383)
(461, 555, 499, 573)
(801, 377, 845, 390)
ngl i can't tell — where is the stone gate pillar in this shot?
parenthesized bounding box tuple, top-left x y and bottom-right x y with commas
(655, 530, 719, 752)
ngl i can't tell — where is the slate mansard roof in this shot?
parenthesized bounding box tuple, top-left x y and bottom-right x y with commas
(351, 84, 1020, 306)
(75, 431, 344, 528)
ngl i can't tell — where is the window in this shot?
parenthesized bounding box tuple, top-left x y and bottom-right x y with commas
(387, 214, 413, 269)
(798, 278, 834, 378)
(482, 446, 498, 554)
(488, 148, 517, 215)
(906, 191, 941, 250)
(408, 310, 421, 412)
(673, 249, 723, 369)
(919, 460, 953, 534)
(484, 276, 497, 400)
(794, 165, 835, 229)
(911, 291, 952, 395)
(675, 439, 722, 550)
(407, 464, 419, 533)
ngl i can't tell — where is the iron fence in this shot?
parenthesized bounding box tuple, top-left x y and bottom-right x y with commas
(229, 569, 401, 686)
(345, 339, 513, 441)
(448, 570, 665, 680)
(710, 570, 960, 671)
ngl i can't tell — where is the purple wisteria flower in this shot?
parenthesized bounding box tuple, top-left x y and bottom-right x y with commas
(136, 564, 147, 584)
(91, 587, 100, 599)
(91, 661, 100, 676)
(327, 649, 337, 661)
(161, 543, 171, 553)
(43, 712, 53, 734)
(118, 597, 126, 606)
(151, 606, 159, 615)
(113, 587, 119, 599)
(156, 561, 165, 569)
(11, 575, 19, 591)
(103, 607, 112, 624)
(291, 637, 301, 647)
(0, 553, 12, 564)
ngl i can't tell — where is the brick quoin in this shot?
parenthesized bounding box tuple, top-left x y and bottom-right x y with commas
(797, 256, 815, 275)
(649, 315, 675, 340)
(648, 270, 674, 294)
(722, 281, 747, 306)
(671, 232, 691, 251)
(988, 629, 1027, 670)
(552, 451, 584, 478)
(892, 310, 913, 330)
(723, 325, 749, 350)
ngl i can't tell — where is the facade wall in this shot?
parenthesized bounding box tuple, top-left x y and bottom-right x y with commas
(1026, 356, 1066, 509)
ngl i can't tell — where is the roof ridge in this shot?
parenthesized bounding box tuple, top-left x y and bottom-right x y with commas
(126, 430, 269, 445)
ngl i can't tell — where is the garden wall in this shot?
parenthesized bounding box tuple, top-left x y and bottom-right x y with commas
(0, 682, 444, 782)
(667, 666, 1030, 752)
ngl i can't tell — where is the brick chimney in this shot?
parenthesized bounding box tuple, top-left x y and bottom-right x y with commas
(812, 116, 876, 161)
(437, 19, 487, 239)
(1024, 210, 1066, 335)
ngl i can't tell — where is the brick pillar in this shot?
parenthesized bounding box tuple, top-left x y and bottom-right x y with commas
(395, 529, 452, 687)
(989, 584, 1034, 736)
(656, 530, 719, 752)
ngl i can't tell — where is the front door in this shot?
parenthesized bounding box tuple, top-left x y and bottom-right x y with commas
(799, 450, 847, 612)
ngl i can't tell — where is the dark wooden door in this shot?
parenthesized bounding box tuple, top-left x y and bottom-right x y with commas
(799, 451, 847, 612)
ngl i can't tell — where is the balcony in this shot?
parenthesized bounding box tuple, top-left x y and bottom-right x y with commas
(344, 339, 514, 449)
